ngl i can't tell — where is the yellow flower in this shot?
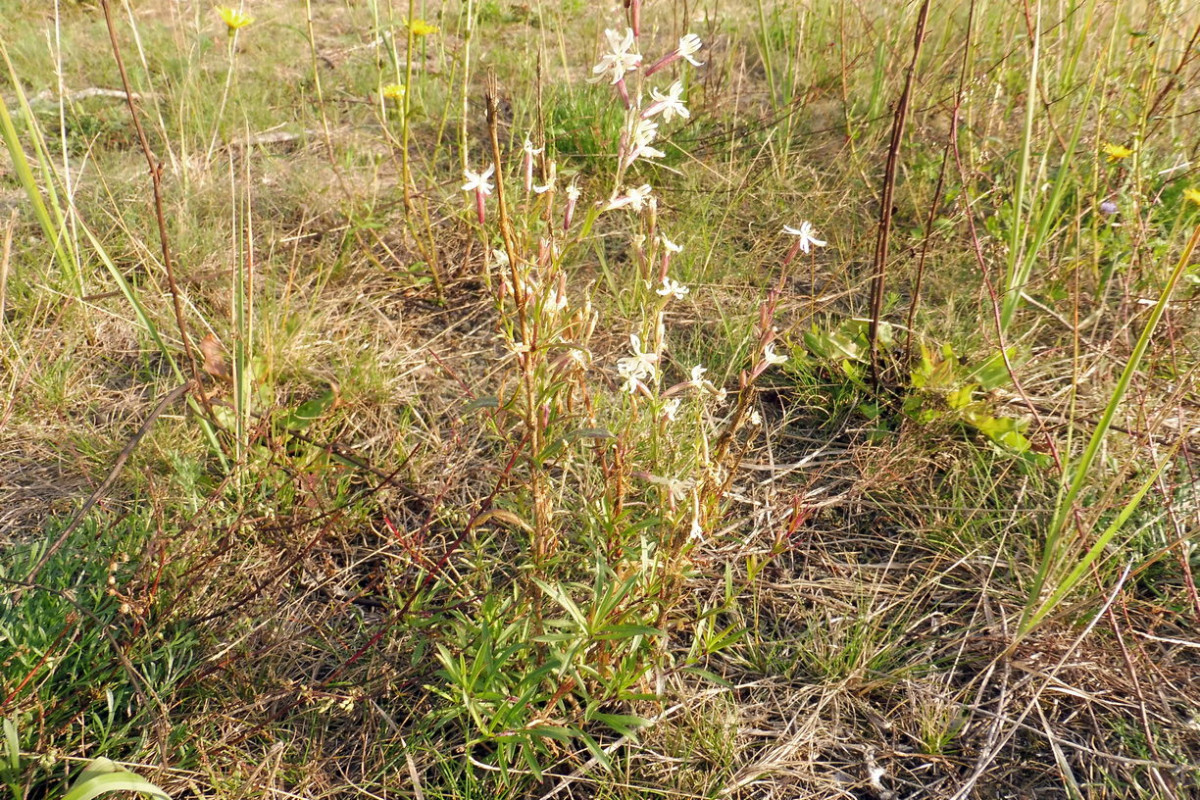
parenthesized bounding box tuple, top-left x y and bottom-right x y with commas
(406, 18, 439, 36)
(1102, 142, 1133, 162)
(381, 83, 406, 102)
(1184, 188, 1200, 206)
(216, 6, 254, 33)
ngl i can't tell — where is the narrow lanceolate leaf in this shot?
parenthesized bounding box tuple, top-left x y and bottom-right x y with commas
(63, 758, 170, 800)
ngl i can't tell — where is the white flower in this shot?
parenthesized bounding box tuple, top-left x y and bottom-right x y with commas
(689, 364, 707, 388)
(763, 343, 788, 366)
(533, 161, 557, 194)
(749, 409, 762, 426)
(783, 220, 827, 254)
(632, 118, 659, 147)
(591, 28, 642, 84)
(606, 184, 654, 212)
(616, 333, 658, 393)
(491, 248, 510, 267)
(677, 34, 704, 66)
(622, 333, 658, 374)
(565, 182, 582, 202)
(660, 235, 683, 253)
(625, 118, 665, 165)
(656, 277, 690, 300)
(522, 137, 543, 157)
(689, 518, 705, 542)
(647, 474, 695, 505)
(662, 397, 681, 421)
(646, 81, 690, 123)
(618, 371, 644, 394)
(462, 165, 495, 195)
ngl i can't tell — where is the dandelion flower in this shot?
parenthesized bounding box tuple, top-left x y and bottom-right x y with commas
(1102, 142, 1133, 162)
(381, 83, 406, 103)
(406, 18, 439, 36)
(783, 221, 827, 254)
(1184, 188, 1200, 206)
(216, 6, 254, 33)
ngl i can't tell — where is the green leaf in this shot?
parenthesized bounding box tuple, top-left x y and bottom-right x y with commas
(587, 711, 650, 738)
(461, 396, 500, 414)
(281, 389, 336, 431)
(63, 759, 170, 800)
(2, 718, 18, 774)
(680, 665, 734, 688)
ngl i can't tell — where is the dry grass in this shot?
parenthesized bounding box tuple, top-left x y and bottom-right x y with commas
(2, 0, 1199, 798)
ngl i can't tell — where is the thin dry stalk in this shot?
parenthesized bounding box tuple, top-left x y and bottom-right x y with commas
(868, 0, 931, 387)
(98, 0, 209, 416)
(0, 209, 14, 332)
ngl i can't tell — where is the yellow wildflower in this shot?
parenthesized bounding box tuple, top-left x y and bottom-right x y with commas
(216, 6, 254, 33)
(406, 18, 439, 36)
(1102, 142, 1133, 162)
(1183, 188, 1200, 207)
(381, 84, 406, 103)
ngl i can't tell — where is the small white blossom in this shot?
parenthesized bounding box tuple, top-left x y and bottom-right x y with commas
(591, 28, 642, 85)
(662, 397, 681, 421)
(632, 118, 659, 147)
(763, 343, 788, 366)
(689, 518, 705, 542)
(689, 364, 707, 388)
(462, 165, 495, 194)
(625, 118, 665, 164)
(646, 81, 690, 123)
(749, 409, 762, 426)
(605, 184, 654, 212)
(783, 220, 827, 254)
(522, 137, 543, 158)
(677, 34, 704, 66)
(656, 277, 690, 300)
(647, 474, 695, 505)
(660, 235, 683, 253)
(533, 160, 557, 194)
(491, 248, 510, 267)
(616, 332, 658, 393)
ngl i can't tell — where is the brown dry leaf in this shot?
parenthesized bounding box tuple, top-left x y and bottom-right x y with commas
(200, 333, 232, 382)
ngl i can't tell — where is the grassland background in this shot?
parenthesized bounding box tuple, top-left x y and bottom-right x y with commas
(1, 0, 1199, 798)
